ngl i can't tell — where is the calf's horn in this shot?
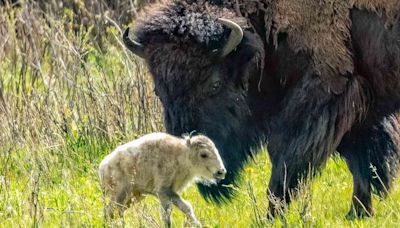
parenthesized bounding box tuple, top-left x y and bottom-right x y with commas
(123, 28, 145, 58)
(218, 18, 244, 57)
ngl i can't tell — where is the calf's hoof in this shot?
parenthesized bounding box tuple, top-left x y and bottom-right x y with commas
(187, 219, 201, 227)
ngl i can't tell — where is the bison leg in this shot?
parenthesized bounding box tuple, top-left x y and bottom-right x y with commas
(266, 156, 320, 218)
(266, 74, 340, 216)
(338, 113, 400, 218)
(338, 147, 373, 218)
(266, 69, 367, 217)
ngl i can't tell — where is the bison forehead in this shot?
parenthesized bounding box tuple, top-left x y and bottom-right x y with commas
(148, 45, 215, 99)
(134, 0, 244, 50)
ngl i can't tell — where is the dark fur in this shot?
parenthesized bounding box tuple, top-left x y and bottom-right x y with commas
(129, 0, 400, 217)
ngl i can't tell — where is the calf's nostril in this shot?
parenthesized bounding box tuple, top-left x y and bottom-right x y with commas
(216, 169, 226, 176)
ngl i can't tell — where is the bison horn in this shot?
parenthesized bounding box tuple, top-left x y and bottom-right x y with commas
(123, 28, 145, 58)
(218, 18, 244, 57)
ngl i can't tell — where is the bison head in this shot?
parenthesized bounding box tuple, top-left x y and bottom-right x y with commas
(124, 1, 265, 202)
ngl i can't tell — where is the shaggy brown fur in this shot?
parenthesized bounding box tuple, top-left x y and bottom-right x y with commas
(135, 0, 246, 47)
(217, 0, 400, 94)
(136, 0, 399, 94)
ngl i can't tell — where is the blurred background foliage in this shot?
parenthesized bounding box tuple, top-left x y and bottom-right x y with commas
(1, 1, 164, 225)
(0, 0, 163, 153)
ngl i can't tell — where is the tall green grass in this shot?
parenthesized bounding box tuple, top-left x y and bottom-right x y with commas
(1, 2, 400, 227)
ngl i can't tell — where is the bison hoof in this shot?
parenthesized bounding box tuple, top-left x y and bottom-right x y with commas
(267, 204, 286, 220)
(345, 207, 374, 220)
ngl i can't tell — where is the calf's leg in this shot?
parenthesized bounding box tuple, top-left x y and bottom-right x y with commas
(158, 188, 201, 227)
(106, 184, 132, 219)
(157, 192, 173, 228)
(125, 191, 145, 208)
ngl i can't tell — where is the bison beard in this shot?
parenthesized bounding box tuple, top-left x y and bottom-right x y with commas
(124, 0, 400, 218)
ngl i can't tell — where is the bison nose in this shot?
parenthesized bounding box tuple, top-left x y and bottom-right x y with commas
(214, 168, 227, 180)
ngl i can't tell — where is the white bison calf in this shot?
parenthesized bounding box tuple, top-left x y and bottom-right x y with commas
(99, 132, 226, 227)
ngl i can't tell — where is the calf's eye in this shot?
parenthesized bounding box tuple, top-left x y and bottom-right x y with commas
(200, 153, 208, 159)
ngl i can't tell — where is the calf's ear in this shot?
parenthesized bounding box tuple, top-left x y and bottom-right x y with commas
(186, 137, 191, 147)
(182, 130, 196, 147)
(182, 133, 191, 147)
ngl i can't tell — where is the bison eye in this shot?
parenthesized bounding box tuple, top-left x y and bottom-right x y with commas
(211, 80, 222, 92)
(200, 153, 208, 159)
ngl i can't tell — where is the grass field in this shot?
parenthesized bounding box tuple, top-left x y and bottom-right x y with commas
(3, 147, 400, 227)
(2, 2, 400, 227)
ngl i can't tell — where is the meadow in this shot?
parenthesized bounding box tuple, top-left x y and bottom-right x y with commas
(1, 1, 400, 227)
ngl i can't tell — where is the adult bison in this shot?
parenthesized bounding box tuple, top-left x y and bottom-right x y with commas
(123, 0, 400, 218)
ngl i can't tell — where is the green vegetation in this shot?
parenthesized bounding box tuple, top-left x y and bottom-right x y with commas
(3, 148, 400, 227)
(1, 2, 400, 227)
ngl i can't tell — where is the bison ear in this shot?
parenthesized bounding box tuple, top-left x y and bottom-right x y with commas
(232, 32, 262, 63)
(123, 28, 145, 58)
(228, 31, 264, 90)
